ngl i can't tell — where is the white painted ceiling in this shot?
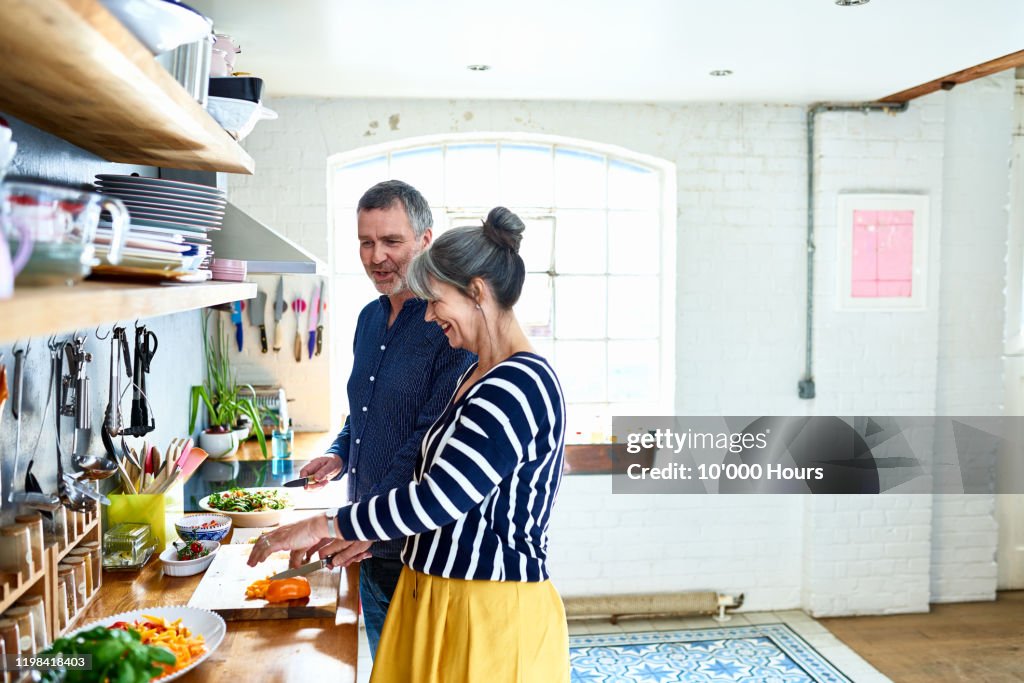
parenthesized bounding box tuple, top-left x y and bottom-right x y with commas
(189, 0, 1023, 103)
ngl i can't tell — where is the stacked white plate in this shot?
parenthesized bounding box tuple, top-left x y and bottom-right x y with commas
(95, 174, 226, 279)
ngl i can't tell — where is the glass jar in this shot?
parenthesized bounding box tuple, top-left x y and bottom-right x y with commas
(0, 618, 19, 671)
(55, 577, 70, 632)
(14, 514, 45, 576)
(52, 505, 69, 549)
(66, 548, 94, 599)
(3, 605, 35, 657)
(0, 523, 32, 577)
(15, 595, 48, 653)
(59, 557, 88, 612)
(79, 541, 102, 591)
(57, 566, 77, 621)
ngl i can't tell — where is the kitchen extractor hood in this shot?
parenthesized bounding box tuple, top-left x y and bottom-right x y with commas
(213, 202, 325, 274)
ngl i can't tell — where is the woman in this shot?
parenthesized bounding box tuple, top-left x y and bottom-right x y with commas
(248, 207, 569, 682)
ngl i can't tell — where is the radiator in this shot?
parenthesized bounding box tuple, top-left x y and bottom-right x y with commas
(564, 591, 744, 624)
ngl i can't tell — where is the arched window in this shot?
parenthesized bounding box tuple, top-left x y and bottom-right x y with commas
(328, 134, 676, 443)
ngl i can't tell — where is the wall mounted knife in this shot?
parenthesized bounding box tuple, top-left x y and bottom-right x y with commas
(249, 289, 268, 353)
(273, 276, 287, 352)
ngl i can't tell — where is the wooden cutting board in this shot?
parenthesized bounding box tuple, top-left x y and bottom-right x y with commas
(187, 543, 339, 621)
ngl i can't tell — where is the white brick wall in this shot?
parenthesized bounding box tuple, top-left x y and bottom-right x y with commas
(225, 77, 1014, 615)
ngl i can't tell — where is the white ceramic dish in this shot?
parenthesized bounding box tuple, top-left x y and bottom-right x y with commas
(99, 0, 211, 54)
(126, 209, 223, 227)
(160, 540, 220, 576)
(96, 174, 226, 197)
(129, 216, 215, 231)
(97, 184, 228, 207)
(198, 488, 292, 528)
(60, 604, 225, 681)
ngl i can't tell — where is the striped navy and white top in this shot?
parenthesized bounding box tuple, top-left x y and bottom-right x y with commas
(335, 351, 565, 582)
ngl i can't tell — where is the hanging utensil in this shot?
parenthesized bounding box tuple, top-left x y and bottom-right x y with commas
(52, 340, 93, 512)
(307, 285, 320, 360)
(126, 323, 157, 437)
(291, 298, 306, 362)
(248, 289, 268, 353)
(273, 276, 286, 352)
(315, 280, 326, 356)
(101, 326, 131, 458)
(8, 348, 60, 511)
(230, 300, 245, 352)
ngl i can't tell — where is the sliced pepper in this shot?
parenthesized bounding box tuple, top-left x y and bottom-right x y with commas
(265, 576, 311, 603)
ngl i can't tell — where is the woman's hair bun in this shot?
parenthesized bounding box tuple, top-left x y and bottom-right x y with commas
(481, 206, 525, 254)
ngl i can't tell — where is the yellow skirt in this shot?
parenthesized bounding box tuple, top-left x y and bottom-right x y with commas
(369, 566, 570, 683)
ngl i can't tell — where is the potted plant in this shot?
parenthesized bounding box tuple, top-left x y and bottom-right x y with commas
(188, 311, 268, 459)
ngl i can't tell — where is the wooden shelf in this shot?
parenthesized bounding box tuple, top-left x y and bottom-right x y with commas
(0, 281, 256, 343)
(0, 0, 254, 174)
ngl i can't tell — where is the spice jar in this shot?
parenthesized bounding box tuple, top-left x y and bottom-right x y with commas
(59, 557, 88, 612)
(14, 514, 44, 576)
(57, 566, 77, 621)
(67, 548, 94, 598)
(52, 505, 69, 549)
(3, 605, 35, 657)
(0, 619, 20, 672)
(55, 577, 70, 632)
(0, 635, 6, 683)
(0, 523, 32, 577)
(79, 541, 102, 591)
(15, 595, 48, 653)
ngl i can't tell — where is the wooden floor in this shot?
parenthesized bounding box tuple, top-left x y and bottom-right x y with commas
(820, 591, 1024, 683)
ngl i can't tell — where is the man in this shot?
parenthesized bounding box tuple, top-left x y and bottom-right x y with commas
(299, 180, 474, 658)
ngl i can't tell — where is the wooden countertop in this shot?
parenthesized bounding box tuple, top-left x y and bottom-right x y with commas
(84, 533, 360, 681)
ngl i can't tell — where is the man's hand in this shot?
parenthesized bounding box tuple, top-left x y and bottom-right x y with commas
(300, 454, 344, 489)
(289, 538, 334, 568)
(316, 538, 373, 568)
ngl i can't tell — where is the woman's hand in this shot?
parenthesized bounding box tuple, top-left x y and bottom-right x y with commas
(317, 538, 373, 568)
(247, 514, 329, 566)
(300, 455, 344, 490)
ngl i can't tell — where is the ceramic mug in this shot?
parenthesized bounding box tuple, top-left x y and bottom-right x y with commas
(0, 179, 128, 286)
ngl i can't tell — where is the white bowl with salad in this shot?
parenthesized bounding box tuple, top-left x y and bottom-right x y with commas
(197, 487, 292, 527)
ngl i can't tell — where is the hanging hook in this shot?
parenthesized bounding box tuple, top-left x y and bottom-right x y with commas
(95, 325, 111, 341)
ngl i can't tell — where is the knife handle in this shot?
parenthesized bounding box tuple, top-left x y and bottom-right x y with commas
(315, 326, 324, 356)
(235, 323, 244, 352)
(308, 331, 316, 360)
(294, 332, 302, 363)
(260, 326, 268, 354)
(273, 323, 283, 352)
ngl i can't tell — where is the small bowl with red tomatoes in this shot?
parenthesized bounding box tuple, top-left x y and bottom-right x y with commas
(160, 539, 220, 577)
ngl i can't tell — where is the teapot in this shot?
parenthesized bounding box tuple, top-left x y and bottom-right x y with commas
(1, 178, 127, 286)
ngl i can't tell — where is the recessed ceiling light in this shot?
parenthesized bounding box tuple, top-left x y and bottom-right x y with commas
(835, 0, 869, 5)
(709, 70, 733, 77)
(467, 64, 491, 72)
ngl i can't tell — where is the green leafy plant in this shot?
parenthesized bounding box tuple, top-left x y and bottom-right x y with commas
(188, 311, 268, 458)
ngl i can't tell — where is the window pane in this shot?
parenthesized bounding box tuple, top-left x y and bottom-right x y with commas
(608, 340, 659, 402)
(520, 217, 553, 273)
(608, 159, 659, 210)
(333, 157, 387, 208)
(555, 210, 606, 274)
(608, 211, 660, 275)
(333, 210, 364, 275)
(555, 340, 606, 404)
(565, 406, 612, 445)
(430, 208, 449, 237)
(500, 144, 553, 207)
(555, 276, 606, 338)
(445, 143, 498, 208)
(554, 148, 606, 209)
(517, 274, 552, 336)
(607, 276, 660, 338)
(390, 147, 444, 205)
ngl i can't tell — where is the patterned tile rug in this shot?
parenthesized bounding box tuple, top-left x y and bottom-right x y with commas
(570, 624, 853, 682)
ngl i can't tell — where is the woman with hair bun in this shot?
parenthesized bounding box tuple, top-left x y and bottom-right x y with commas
(250, 207, 569, 681)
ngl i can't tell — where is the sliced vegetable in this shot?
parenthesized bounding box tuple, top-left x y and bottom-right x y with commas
(265, 576, 311, 603)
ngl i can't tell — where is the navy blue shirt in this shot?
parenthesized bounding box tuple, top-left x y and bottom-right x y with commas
(327, 295, 474, 560)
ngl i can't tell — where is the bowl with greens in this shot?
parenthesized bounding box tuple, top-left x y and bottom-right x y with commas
(198, 487, 292, 527)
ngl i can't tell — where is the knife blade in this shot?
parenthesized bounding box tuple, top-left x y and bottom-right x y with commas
(230, 301, 244, 352)
(315, 280, 325, 356)
(249, 290, 268, 353)
(307, 285, 320, 360)
(269, 553, 336, 580)
(273, 276, 287, 352)
(282, 477, 308, 488)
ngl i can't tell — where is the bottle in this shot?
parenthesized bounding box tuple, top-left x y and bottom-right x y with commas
(273, 418, 294, 459)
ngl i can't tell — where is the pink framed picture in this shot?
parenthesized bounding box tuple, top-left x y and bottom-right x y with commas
(837, 194, 929, 310)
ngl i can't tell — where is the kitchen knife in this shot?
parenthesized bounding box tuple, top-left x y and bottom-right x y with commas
(282, 477, 308, 488)
(230, 301, 244, 352)
(269, 552, 337, 580)
(307, 285, 320, 360)
(315, 280, 326, 356)
(272, 276, 287, 352)
(249, 289, 268, 353)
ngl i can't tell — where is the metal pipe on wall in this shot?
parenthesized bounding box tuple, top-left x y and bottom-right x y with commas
(800, 101, 909, 399)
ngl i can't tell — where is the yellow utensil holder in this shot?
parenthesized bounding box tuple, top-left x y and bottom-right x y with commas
(107, 494, 168, 551)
